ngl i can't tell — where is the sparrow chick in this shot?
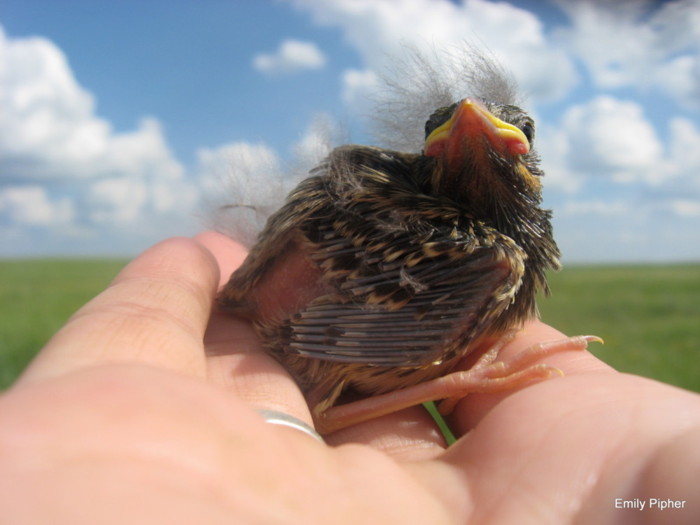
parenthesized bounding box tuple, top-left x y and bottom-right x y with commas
(217, 53, 599, 434)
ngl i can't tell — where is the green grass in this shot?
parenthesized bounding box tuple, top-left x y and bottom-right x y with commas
(539, 264, 700, 392)
(0, 260, 698, 393)
(0, 259, 127, 388)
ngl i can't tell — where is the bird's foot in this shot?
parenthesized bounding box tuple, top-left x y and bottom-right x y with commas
(313, 333, 602, 434)
(436, 333, 603, 414)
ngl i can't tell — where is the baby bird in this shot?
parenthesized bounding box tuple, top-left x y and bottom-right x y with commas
(217, 53, 598, 434)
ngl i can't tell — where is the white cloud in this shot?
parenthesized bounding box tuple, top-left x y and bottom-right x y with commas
(87, 178, 148, 224)
(539, 96, 678, 190)
(563, 96, 663, 183)
(341, 68, 378, 106)
(198, 116, 338, 247)
(539, 93, 700, 244)
(267, 1, 699, 261)
(667, 117, 700, 180)
(554, 1, 655, 88)
(555, 0, 700, 107)
(253, 39, 326, 75)
(559, 198, 631, 217)
(0, 27, 183, 186)
(0, 28, 185, 183)
(2, 3, 698, 262)
(1, 28, 101, 179)
(288, 0, 578, 105)
(655, 55, 700, 107)
(667, 199, 700, 217)
(0, 26, 198, 253)
(0, 27, 171, 181)
(0, 185, 74, 226)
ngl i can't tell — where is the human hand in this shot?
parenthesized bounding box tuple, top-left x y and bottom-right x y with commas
(1, 232, 698, 524)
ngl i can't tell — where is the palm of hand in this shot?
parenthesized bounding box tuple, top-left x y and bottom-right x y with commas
(2, 232, 698, 524)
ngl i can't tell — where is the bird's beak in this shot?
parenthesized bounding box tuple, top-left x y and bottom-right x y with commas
(424, 99, 529, 164)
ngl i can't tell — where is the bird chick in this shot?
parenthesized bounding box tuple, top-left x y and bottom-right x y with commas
(217, 51, 599, 434)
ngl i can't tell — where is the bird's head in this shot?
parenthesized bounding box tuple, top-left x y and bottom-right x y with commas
(422, 98, 542, 213)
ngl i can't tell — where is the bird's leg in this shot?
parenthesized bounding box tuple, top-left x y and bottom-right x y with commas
(313, 334, 602, 434)
(435, 333, 603, 414)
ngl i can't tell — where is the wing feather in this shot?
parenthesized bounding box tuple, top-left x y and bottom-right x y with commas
(244, 145, 526, 367)
(276, 224, 521, 367)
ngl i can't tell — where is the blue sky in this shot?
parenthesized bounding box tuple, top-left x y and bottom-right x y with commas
(1, 0, 699, 262)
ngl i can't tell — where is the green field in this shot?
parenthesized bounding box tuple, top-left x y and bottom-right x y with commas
(539, 264, 699, 392)
(0, 259, 127, 388)
(0, 260, 698, 392)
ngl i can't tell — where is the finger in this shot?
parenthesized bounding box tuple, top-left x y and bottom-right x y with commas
(205, 310, 315, 428)
(19, 237, 219, 384)
(195, 231, 317, 430)
(194, 230, 248, 288)
(323, 406, 448, 460)
(196, 230, 456, 452)
(197, 230, 455, 453)
(436, 372, 700, 524)
(328, 322, 602, 453)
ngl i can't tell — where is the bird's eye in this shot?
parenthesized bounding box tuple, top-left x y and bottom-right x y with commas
(520, 120, 535, 144)
(425, 103, 457, 138)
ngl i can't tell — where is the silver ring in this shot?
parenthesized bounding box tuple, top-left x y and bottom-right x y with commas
(257, 409, 324, 443)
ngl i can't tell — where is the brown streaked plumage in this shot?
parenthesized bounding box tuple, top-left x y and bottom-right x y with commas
(215, 91, 600, 433)
(216, 49, 602, 434)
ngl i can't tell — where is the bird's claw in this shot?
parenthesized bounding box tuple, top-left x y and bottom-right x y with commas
(437, 333, 604, 414)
